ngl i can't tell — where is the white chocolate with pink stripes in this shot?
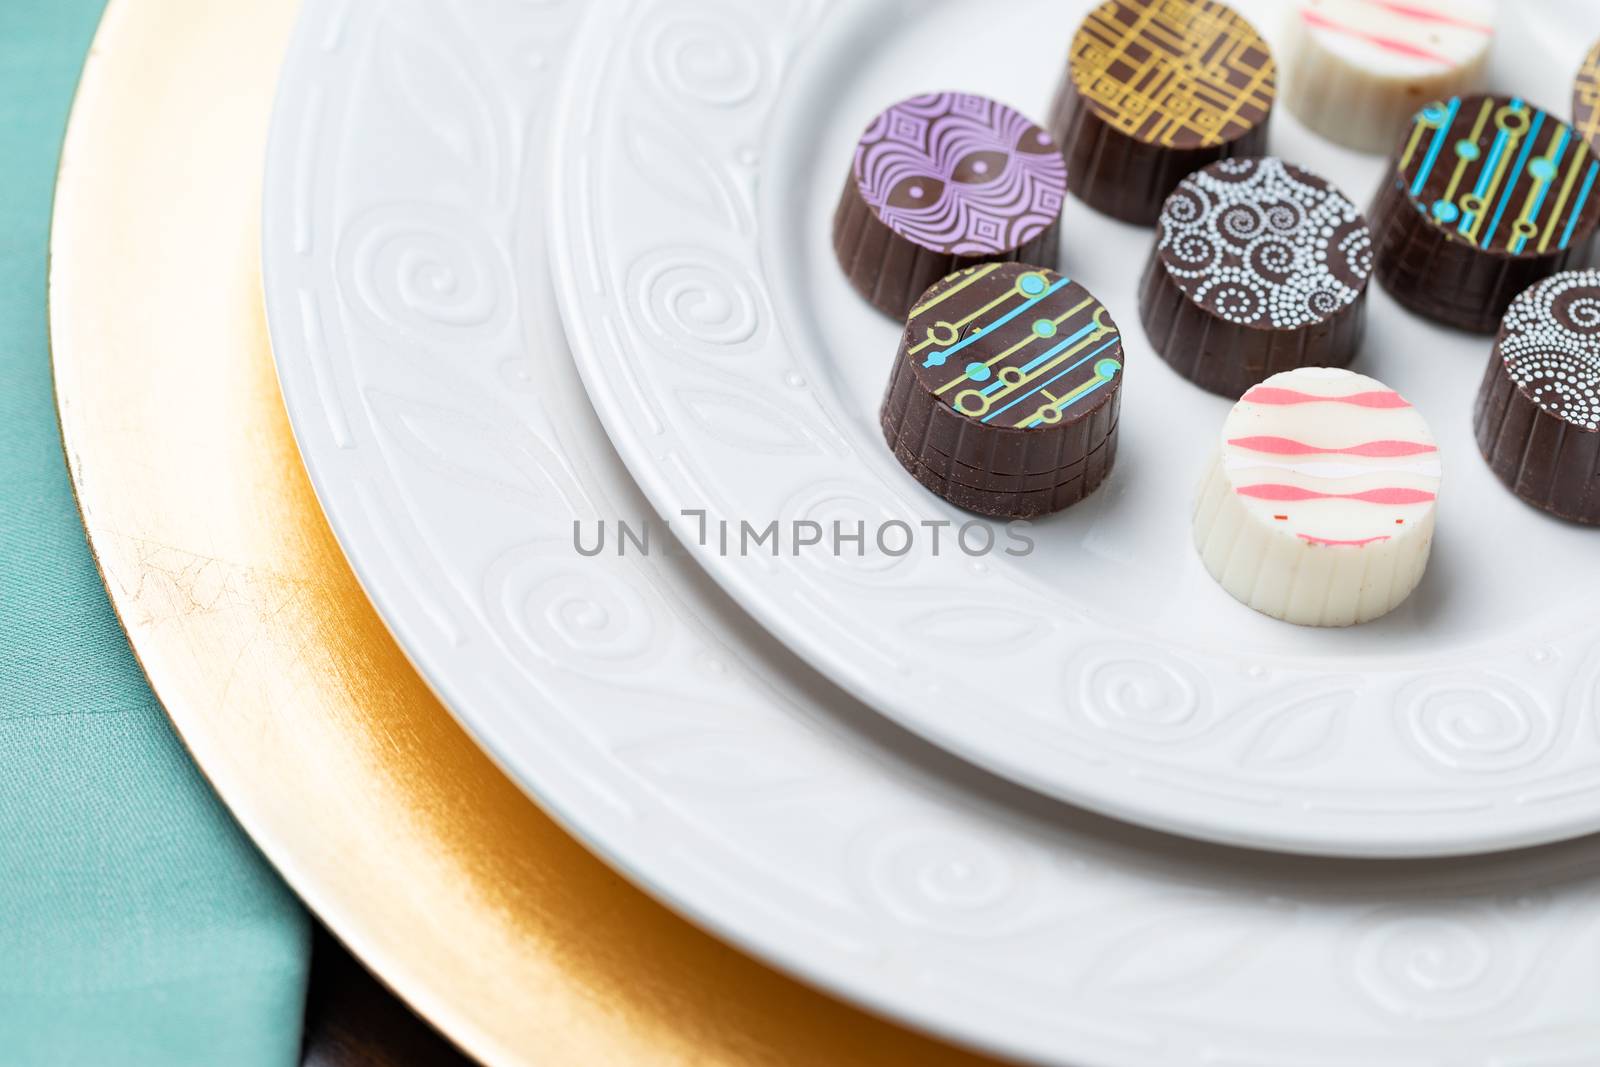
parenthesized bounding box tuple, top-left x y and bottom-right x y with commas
(1194, 368, 1441, 627)
(1284, 0, 1494, 153)
(1296, 0, 1493, 79)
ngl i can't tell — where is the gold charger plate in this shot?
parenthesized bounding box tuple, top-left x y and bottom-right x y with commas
(48, 1, 998, 1063)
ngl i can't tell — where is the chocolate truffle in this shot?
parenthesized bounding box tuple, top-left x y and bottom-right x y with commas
(1140, 157, 1373, 398)
(1574, 38, 1600, 156)
(1194, 367, 1441, 626)
(1284, 0, 1492, 154)
(1474, 269, 1600, 523)
(1370, 95, 1600, 334)
(881, 263, 1124, 518)
(1049, 0, 1277, 226)
(834, 92, 1068, 319)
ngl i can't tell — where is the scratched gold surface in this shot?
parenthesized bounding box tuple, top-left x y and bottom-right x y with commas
(47, 2, 1000, 1064)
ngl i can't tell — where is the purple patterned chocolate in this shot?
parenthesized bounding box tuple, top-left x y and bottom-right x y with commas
(852, 93, 1068, 257)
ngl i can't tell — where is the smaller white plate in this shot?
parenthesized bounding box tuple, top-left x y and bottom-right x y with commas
(552, 0, 1600, 857)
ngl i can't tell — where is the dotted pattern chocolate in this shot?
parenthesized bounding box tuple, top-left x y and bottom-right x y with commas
(1395, 95, 1600, 256)
(852, 93, 1068, 257)
(1155, 158, 1372, 329)
(1498, 269, 1600, 431)
(1070, 0, 1276, 151)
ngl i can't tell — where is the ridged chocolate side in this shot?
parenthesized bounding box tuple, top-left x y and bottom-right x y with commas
(832, 176, 1061, 320)
(1474, 344, 1600, 524)
(892, 432, 1119, 519)
(1370, 177, 1595, 334)
(1047, 73, 1270, 227)
(881, 339, 1119, 478)
(1138, 249, 1367, 398)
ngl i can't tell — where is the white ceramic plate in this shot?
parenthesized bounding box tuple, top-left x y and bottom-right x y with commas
(550, 0, 1600, 858)
(263, 0, 1600, 1063)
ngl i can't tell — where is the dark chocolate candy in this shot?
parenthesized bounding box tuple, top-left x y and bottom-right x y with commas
(1574, 39, 1600, 156)
(1140, 158, 1372, 398)
(1474, 269, 1600, 524)
(1049, 0, 1276, 226)
(1370, 95, 1600, 334)
(895, 436, 1119, 521)
(834, 92, 1067, 319)
(880, 263, 1123, 518)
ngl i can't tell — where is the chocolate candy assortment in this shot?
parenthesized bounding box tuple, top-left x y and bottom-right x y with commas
(831, 0, 1600, 628)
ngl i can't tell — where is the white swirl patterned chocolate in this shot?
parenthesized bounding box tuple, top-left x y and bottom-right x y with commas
(1497, 269, 1600, 431)
(852, 92, 1068, 256)
(1155, 158, 1372, 328)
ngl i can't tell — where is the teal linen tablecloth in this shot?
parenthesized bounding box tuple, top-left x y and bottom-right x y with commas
(0, 2, 311, 1064)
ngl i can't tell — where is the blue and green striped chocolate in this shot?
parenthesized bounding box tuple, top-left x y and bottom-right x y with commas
(881, 263, 1125, 504)
(1396, 94, 1600, 256)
